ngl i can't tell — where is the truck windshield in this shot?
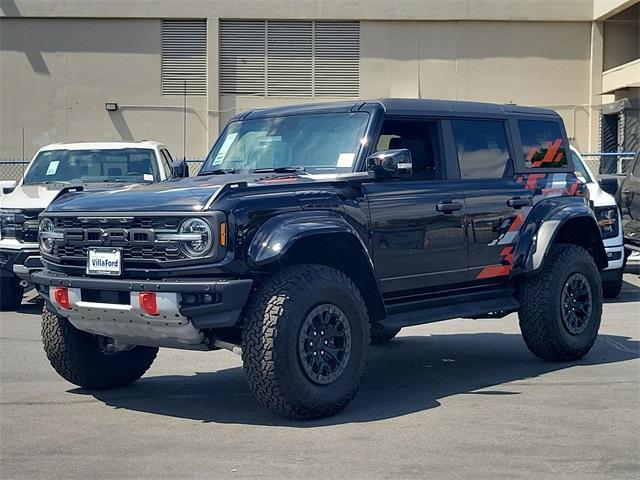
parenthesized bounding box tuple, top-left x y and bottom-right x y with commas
(200, 112, 369, 174)
(23, 149, 160, 185)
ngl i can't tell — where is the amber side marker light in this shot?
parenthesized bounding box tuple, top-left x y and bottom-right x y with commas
(53, 287, 71, 309)
(219, 222, 227, 247)
(139, 292, 159, 316)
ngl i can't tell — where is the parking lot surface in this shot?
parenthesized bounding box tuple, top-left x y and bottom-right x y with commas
(1, 276, 639, 480)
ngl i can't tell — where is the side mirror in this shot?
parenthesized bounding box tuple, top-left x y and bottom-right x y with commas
(1, 181, 17, 194)
(172, 159, 189, 178)
(598, 176, 619, 196)
(366, 149, 413, 179)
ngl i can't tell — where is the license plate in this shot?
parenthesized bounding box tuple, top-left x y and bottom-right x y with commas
(86, 248, 122, 276)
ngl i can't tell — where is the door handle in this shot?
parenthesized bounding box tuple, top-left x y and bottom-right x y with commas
(507, 197, 532, 209)
(436, 201, 462, 213)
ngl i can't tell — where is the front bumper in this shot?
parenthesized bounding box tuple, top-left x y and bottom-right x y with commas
(33, 270, 253, 350)
(0, 247, 42, 281)
(603, 244, 625, 271)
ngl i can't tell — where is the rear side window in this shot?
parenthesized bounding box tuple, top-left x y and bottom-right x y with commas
(452, 120, 512, 179)
(519, 120, 568, 168)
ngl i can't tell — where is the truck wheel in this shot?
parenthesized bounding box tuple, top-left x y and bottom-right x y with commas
(0, 276, 24, 311)
(371, 325, 400, 345)
(602, 269, 623, 298)
(41, 308, 158, 389)
(242, 264, 370, 420)
(518, 244, 602, 361)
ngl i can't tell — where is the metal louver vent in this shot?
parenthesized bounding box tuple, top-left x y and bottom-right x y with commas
(267, 21, 313, 97)
(162, 20, 207, 96)
(219, 20, 359, 98)
(220, 21, 265, 95)
(314, 22, 359, 97)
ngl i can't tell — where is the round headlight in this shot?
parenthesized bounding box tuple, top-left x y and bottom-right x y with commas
(39, 218, 55, 253)
(178, 218, 213, 257)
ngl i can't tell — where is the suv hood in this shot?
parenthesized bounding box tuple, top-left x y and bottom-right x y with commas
(46, 173, 335, 213)
(0, 184, 64, 210)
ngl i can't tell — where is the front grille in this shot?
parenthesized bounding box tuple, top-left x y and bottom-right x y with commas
(49, 216, 188, 265)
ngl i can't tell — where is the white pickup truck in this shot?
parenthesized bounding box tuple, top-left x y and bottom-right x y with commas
(0, 141, 186, 310)
(570, 146, 625, 297)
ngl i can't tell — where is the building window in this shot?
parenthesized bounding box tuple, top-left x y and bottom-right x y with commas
(220, 20, 359, 98)
(161, 20, 207, 96)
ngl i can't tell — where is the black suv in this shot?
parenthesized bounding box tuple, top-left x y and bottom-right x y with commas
(34, 99, 608, 420)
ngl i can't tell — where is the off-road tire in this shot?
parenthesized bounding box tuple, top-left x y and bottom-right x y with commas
(0, 276, 24, 311)
(517, 243, 602, 361)
(370, 325, 400, 345)
(41, 308, 158, 389)
(242, 264, 370, 420)
(602, 270, 623, 298)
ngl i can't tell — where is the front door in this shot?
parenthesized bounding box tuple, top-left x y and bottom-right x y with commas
(364, 118, 468, 295)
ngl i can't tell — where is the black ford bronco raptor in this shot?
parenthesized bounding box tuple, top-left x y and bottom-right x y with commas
(34, 99, 608, 420)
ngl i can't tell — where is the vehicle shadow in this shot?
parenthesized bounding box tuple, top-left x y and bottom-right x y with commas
(70, 332, 640, 427)
(605, 279, 640, 304)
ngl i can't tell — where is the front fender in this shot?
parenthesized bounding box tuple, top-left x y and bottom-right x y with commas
(512, 197, 607, 276)
(247, 211, 369, 267)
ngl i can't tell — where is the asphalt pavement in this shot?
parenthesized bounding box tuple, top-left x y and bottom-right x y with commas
(1, 276, 639, 479)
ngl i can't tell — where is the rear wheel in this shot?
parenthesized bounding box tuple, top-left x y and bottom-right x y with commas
(41, 308, 158, 389)
(517, 244, 602, 361)
(0, 276, 24, 311)
(242, 264, 370, 420)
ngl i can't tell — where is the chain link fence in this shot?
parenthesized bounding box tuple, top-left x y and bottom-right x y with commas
(581, 152, 637, 176)
(1, 155, 637, 183)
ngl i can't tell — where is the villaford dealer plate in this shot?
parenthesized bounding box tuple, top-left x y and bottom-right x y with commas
(86, 248, 122, 276)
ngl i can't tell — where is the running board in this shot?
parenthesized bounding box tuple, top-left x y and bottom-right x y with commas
(380, 296, 520, 330)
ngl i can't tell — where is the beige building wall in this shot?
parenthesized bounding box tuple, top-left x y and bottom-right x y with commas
(360, 21, 593, 151)
(0, 18, 209, 160)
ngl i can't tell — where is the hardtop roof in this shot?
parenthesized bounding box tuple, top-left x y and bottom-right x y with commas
(237, 98, 559, 120)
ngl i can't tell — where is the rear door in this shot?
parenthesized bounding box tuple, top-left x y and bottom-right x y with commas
(364, 117, 468, 295)
(450, 118, 532, 282)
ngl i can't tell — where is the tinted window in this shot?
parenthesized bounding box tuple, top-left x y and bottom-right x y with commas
(160, 150, 173, 178)
(452, 120, 511, 179)
(375, 119, 443, 180)
(519, 119, 568, 168)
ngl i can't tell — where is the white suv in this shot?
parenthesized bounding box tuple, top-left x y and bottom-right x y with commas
(0, 141, 185, 309)
(571, 146, 625, 297)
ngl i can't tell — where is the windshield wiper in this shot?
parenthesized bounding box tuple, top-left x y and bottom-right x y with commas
(38, 180, 71, 185)
(252, 166, 306, 174)
(198, 168, 238, 176)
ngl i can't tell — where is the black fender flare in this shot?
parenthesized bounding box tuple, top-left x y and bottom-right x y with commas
(247, 210, 372, 268)
(511, 198, 607, 276)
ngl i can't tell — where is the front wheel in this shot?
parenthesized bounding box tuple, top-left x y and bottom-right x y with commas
(517, 244, 602, 361)
(41, 308, 158, 389)
(242, 265, 370, 420)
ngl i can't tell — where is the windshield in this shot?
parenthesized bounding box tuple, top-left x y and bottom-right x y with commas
(23, 148, 160, 185)
(200, 112, 369, 174)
